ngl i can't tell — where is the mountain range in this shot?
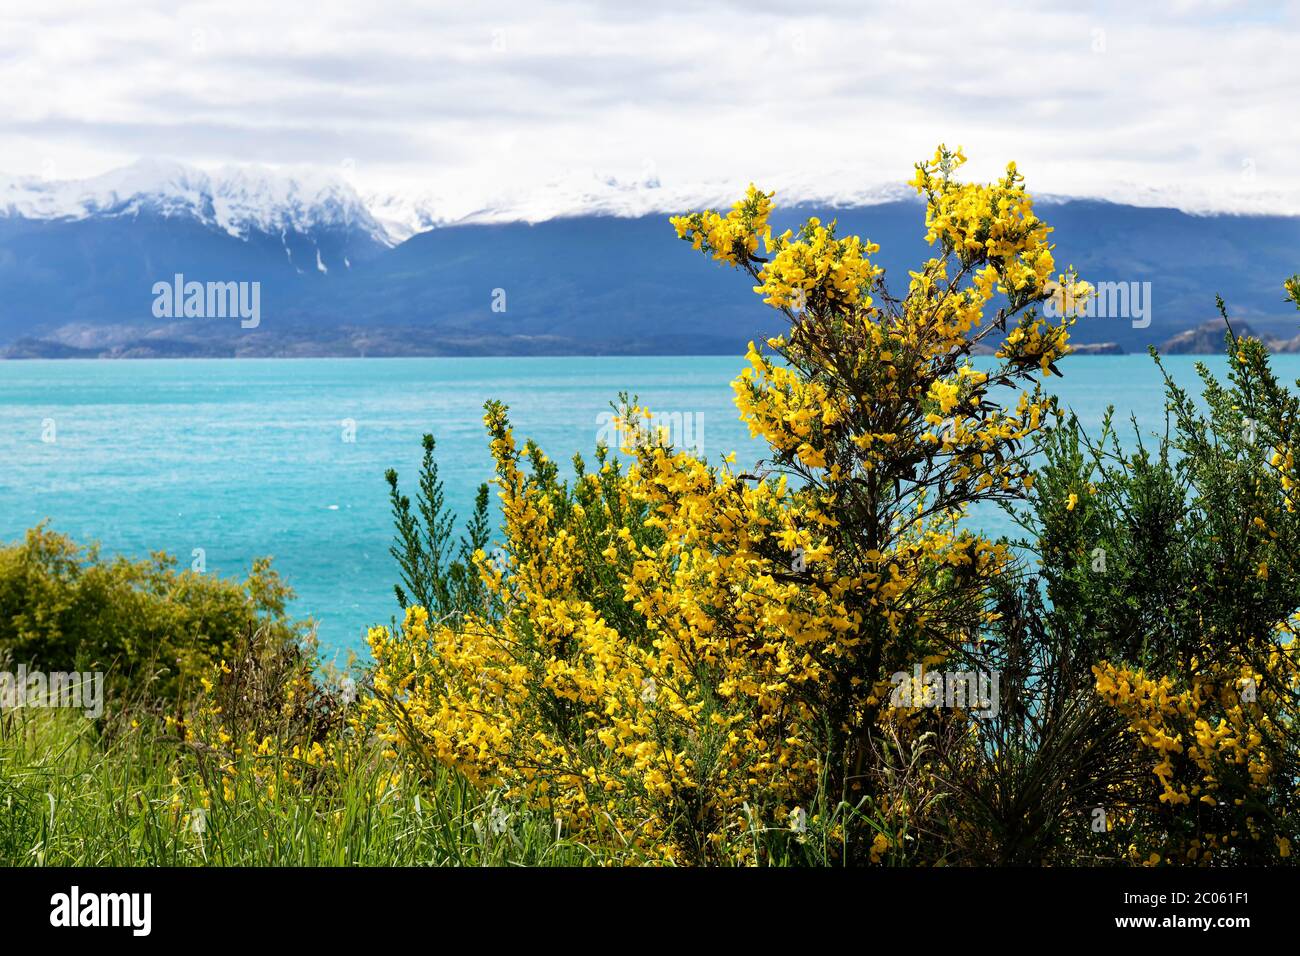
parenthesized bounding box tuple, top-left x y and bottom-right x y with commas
(2, 160, 1298, 358)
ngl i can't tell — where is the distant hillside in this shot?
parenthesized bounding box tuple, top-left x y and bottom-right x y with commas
(1161, 319, 1300, 355)
(2, 162, 1298, 357)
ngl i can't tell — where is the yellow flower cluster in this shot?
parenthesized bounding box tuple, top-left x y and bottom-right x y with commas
(997, 316, 1073, 378)
(1270, 445, 1297, 512)
(909, 146, 1052, 297)
(1286, 275, 1300, 310)
(755, 219, 881, 314)
(669, 184, 773, 267)
(1095, 648, 1298, 863)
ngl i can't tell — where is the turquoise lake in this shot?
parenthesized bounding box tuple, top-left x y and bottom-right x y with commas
(0, 354, 1262, 659)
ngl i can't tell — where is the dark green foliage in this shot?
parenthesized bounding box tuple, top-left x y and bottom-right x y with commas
(1018, 329, 1300, 679)
(386, 434, 492, 619)
(983, 294, 1300, 864)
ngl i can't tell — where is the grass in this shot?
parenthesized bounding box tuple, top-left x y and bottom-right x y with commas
(0, 707, 599, 867)
(0, 705, 886, 867)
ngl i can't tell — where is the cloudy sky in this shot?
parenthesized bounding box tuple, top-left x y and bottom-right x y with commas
(1, 0, 1297, 216)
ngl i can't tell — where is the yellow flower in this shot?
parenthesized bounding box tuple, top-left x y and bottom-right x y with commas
(870, 833, 891, 864)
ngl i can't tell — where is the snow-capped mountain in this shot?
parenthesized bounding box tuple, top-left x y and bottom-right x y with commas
(0, 158, 391, 247)
(1, 159, 739, 245)
(1, 157, 1298, 359)
(5, 158, 1299, 253)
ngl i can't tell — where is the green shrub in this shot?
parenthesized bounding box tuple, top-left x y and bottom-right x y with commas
(0, 524, 306, 706)
(994, 304, 1300, 865)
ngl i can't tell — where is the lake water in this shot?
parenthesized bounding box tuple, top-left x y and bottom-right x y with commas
(0, 354, 1261, 658)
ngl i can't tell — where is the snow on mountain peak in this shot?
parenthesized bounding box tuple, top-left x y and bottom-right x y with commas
(0, 157, 930, 247)
(363, 166, 681, 241)
(9, 157, 1284, 253)
(364, 166, 909, 242)
(0, 158, 390, 245)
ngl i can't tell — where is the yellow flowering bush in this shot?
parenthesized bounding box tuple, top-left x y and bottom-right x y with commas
(366, 147, 1087, 864)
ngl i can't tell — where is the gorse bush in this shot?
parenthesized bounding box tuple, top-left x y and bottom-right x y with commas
(365, 147, 1106, 864)
(366, 151, 1299, 866)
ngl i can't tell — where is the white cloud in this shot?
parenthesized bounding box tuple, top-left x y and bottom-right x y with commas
(0, 0, 1297, 218)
